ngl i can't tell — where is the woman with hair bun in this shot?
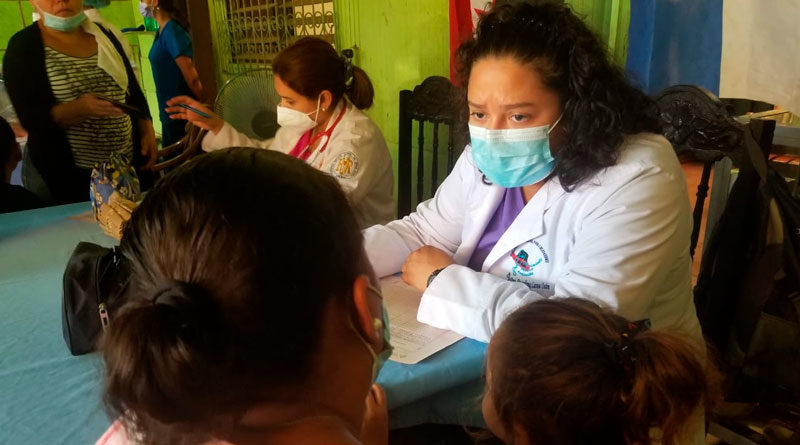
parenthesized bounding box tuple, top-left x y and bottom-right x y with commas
(168, 37, 394, 229)
(96, 148, 392, 445)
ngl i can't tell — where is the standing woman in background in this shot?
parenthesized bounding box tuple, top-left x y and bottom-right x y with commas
(3, 0, 156, 205)
(140, 0, 203, 146)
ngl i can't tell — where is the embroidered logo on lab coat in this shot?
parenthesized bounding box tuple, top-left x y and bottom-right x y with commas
(331, 152, 360, 178)
(506, 241, 553, 293)
(510, 241, 550, 277)
(510, 249, 539, 276)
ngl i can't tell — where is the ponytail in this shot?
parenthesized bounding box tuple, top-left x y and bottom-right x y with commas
(345, 66, 374, 110)
(274, 37, 375, 110)
(488, 298, 718, 445)
(622, 332, 718, 445)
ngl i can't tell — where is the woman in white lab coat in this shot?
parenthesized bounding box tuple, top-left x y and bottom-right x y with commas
(166, 37, 395, 228)
(364, 3, 703, 350)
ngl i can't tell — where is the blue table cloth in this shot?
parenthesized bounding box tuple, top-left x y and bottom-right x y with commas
(0, 204, 488, 444)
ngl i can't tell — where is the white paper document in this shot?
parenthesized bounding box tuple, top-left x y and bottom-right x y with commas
(381, 276, 464, 365)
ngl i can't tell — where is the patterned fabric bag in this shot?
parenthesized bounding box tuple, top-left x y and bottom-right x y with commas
(90, 153, 141, 240)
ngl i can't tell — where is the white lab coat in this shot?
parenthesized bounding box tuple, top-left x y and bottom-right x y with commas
(367, 132, 706, 444)
(202, 100, 395, 228)
(364, 132, 703, 348)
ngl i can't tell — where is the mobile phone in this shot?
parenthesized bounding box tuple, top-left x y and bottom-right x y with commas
(95, 94, 148, 119)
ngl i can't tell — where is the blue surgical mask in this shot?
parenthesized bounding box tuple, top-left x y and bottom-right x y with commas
(39, 8, 87, 32)
(350, 283, 394, 381)
(469, 115, 563, 188)
(139, 2, 155, 19)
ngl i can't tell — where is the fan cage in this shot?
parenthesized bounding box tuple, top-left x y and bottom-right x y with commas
(215, 68, 281, 140)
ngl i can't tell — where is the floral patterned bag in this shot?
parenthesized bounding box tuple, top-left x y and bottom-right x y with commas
(90, 153, 141, 240)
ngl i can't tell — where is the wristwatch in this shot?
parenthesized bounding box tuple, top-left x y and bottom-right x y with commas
(427, 267, 445, 288)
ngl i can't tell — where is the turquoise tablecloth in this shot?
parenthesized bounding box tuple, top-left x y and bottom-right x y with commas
(0, 204, 487, 444)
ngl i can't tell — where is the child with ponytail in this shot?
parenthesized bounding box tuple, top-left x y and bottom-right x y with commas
(483, 298, 718, 445)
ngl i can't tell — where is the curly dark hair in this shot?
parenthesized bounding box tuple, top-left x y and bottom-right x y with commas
(456, 2, 662, 191)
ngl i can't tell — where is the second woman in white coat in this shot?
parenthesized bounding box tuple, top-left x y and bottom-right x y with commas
(364, 3, 704, 354)
(166, 37, 395, 228)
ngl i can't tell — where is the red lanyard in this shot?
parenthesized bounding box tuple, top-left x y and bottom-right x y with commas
(301, 105, 347, 159)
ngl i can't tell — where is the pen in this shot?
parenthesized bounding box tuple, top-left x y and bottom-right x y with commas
(177, 103, 212, 118)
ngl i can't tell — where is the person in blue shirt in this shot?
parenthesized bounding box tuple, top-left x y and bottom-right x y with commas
(140, 0, 203, 146)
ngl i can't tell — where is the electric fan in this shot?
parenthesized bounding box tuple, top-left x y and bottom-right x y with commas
(214, 68, 280, 140)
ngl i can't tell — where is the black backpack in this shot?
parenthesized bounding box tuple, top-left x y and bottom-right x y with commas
(61, 242, 131, 355)
(694, 121, 800, 396)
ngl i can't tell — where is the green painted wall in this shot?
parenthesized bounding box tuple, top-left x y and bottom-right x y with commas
(123, 0, 161, 135)
(333, 0, 451, 145)
(567, 0, 630, 67)
(0, 1, 34, 62)
(334, 0, 450, 199)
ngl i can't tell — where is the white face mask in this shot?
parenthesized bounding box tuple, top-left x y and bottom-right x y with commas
(276, 95, 321, 132)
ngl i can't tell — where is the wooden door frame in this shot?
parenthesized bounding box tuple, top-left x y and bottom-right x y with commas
(186, 1, 218, 103)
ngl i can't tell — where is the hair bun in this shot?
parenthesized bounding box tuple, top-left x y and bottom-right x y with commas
(150, 280, 220, 331)
(152, 280, 195, 307)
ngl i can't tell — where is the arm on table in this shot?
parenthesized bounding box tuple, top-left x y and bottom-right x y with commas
(363, 149, 474, 277)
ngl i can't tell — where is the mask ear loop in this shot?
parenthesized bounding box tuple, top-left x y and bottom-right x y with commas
(311, 94, 322, 125)
(366, 283, 386, 338)
(345, 299, 382, 379)
(547, 113, 565, 134)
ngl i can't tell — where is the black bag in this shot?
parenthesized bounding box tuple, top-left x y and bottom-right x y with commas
(694, 122, 800, 396)
(62, 242, 130, 355)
